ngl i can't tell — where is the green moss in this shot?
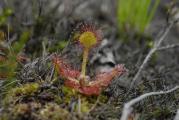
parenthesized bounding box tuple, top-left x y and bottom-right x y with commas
(3, 83, 39, 105)
(1, 81, 108, 119)
(62, 86, 77, 103)
(0, 102, 42, 120)
(0, 114, 9, 120)
(12, 104, 29, 117)
(38, 103, 71, 120)
(77, 97, 91, 113)
(11, 83, 39, 96)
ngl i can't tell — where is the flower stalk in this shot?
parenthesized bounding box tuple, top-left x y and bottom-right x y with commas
(81, 48, 89, 78)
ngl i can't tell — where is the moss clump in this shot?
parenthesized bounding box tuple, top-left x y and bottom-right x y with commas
(11, 83, 39, 96)
(3, 83, 39, 105)
(14, 102, 41, 119)
(0, 102, 41, 120)
(0, 79, 108, 120)
(38, 103, 71, 120)
(13, 104, 29, 116)
(0, 102, 71, 120)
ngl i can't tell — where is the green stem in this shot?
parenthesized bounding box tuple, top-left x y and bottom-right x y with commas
(81, 48, 89, 77)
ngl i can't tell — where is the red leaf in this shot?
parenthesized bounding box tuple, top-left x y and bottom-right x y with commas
(52, 55, 80, 78)
(90, 64, 126, 87)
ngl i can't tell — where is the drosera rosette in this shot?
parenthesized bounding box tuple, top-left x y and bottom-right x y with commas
(52, 22, 127, 96)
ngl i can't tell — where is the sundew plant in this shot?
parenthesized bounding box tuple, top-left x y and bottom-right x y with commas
(53, 23, 127, 96)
